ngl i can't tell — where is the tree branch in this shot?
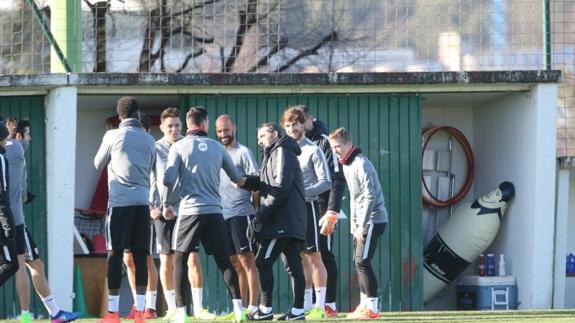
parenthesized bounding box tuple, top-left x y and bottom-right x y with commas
(247, 37, 287, 73)
(277, 31, 337, 73)
(223, 0, 257, 72)
(176, 48, 206, 73)
(173, 0, 220, 17)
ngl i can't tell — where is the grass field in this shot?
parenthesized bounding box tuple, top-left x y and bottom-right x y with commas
(0, 310, 574, 323)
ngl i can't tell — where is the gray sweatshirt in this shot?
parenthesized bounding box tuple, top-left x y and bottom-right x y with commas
(94, 118, 156, 208)
(219, 142, 259, 220)
(150, 136, 183, 211)
(163, 133, 243, 216)
(5, 139, 26, 225)
(343, 152, 388, 233)
(297, 138, 331, 202)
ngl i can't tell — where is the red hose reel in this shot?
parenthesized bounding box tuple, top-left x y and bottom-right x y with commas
(422, 126, 474, 208)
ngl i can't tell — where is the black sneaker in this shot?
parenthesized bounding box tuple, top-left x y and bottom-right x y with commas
(246, 309, 273, 321)
(276, 312, 305, 321)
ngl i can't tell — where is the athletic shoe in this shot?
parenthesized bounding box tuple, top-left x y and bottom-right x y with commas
(216, 309, 251, 321)
(169, 310, 188, 323)
(143, 308, 157, 319)
(125, 306, 137, 319)
(304, 307, 325, 320)
(246, 309, 273, 321)
(276, 312, 305, 321)
(98, 312, 121, 323)
(134, 310, 146, 323)
(50, 310, 81, 323)
(347, 308, 380, 319)
(324, 305, 338, 318)
(346, 306, 366, 319)
(20, 312, 32, 323)
(194, 308, 217, 320)
(163, 309, 178, 321)
(215, 311, 235, 321)
(234, 311, 247, 322)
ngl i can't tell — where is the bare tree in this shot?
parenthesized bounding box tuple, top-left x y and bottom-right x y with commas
(138, 0, 217, 72)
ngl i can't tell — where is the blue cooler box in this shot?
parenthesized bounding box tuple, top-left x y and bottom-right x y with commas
(457, 275, 517, 310)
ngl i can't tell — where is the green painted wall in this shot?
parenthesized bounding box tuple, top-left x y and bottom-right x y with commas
(0, 96, 47, 318)
(181, 94, 422, 313)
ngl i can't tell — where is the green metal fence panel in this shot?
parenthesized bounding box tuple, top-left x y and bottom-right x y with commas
(181, 94, 422, 313)
(0, 96, 47, 318)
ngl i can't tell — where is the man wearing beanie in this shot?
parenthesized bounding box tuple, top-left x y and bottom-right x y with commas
(94, 97, 156, 323)
(0, 124, 18, 287)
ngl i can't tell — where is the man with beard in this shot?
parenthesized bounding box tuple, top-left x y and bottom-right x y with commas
(294, 105, 346, 317)
(6, 118, 81, 323)
(242, 122, 307, 321)
(162, 107, 248, 323)
(215, 115, 260, 318)
(149, 108, 211, 320)
(0, 122, 18, 288)
(281, 108, 331, 320)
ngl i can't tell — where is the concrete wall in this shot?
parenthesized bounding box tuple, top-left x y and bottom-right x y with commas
(422, 85, 557, 310)
(421, 106, 476, 310)
(474, 84, 557, 309)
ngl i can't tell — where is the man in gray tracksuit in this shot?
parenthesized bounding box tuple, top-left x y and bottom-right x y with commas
(281, 107, 331, 319)
(328, 128, 388, 319)
(94, 97, 156, 322)
(216, 115, 260, 315)
(162, 106, 247, 323)
(6, 118, 80, 323)
(148, 107, 206, 320)
(0, 123, 18, 288)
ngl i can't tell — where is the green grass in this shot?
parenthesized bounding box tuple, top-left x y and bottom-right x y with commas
(0, 310, 574, 323)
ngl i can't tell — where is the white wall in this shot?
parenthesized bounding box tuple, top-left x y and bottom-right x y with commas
(422, 85, 558, 310)
(75, 108, 116, 208)
(421, 106, 476, 310)
(75, 95, 168, 208)
(474, 84, 557, 309)
(45, 87, 77, 310)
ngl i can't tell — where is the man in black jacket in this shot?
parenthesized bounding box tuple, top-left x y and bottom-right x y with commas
(294, 105, 346, 317)
(0, 123, 18, 287)
(244, 123, 307, 321)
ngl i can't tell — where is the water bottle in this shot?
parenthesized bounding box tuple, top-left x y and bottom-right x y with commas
(478, 254, 486, 276)
(486, 253, 495, 276)
(568, 253, 575, 274)
(498, 254, 506, 276)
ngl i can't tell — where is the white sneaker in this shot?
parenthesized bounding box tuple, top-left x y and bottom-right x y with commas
(169, 309, 188, 323)
(194, 308, 217, 320)
(163, 309, 178, 321)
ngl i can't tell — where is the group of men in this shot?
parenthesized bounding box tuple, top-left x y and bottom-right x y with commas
(92, 96, 389, 322)
(0, 118, 81, 323)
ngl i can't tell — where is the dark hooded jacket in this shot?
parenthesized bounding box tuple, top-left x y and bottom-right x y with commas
(307, 119, 346, 214)
(0, 146, 14, 244)
(253, 135, 307, 241)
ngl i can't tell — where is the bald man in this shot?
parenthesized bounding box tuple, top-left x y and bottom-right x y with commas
(216, 115, 261, 317)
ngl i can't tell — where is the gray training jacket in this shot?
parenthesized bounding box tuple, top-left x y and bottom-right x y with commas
(342, 149, 388, 233)
(219, 142, 259, 220)
(150, 135, 183, 211)
(297, 138, 331, 202)
(5, 139, 26, 226)
(163, 133, 243, 216)
(94, 118, 156, 208)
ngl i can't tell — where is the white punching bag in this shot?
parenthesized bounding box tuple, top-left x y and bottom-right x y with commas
(423, 181, 515, 303)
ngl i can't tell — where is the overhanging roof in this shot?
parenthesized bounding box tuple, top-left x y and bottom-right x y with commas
(0, 70, 561, 95)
